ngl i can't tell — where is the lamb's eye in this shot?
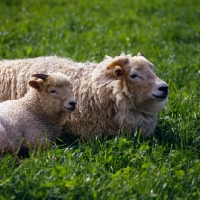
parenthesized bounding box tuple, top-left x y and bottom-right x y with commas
(130, 74, 138, 79)
(49, 89, 57, 94)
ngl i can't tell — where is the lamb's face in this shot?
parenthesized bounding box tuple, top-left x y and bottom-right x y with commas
(107, 54, 168, 106)
(46, 84, 77, 113)
(29, 73, 76, 113)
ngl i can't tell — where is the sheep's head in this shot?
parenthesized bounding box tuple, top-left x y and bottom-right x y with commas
(28, 73, 76, 113)
(107, 52, 168, 106)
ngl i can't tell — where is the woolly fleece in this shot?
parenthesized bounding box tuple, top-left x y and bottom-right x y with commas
(0, 54, 168, 139)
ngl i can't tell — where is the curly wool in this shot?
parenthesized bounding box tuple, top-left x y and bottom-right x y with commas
(0, 73, 75, 155)
(0, 54, 168, 139)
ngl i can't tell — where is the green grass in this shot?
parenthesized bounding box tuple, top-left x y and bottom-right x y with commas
(0, 0, 200, 199)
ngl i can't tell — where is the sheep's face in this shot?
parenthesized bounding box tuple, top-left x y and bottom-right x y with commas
(29, 73, 76, 113)
(107, 53, 168, 106)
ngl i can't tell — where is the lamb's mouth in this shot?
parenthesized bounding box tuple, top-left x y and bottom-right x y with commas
(152, 94, 167, 101)
(64, 106, 76, 111)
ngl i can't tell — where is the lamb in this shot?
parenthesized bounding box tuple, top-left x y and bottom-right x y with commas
(0, 73, 76, 156)
(0, 53, 168, 139)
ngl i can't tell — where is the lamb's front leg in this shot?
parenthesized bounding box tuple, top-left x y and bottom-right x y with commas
(0, 125, 13, 154)
(0, 125, 23, 163)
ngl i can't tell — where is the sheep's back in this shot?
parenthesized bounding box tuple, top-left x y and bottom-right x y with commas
(0, 56, 76, 101)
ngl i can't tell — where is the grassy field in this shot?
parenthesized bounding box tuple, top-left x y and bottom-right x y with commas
(0, 0, 200, 199)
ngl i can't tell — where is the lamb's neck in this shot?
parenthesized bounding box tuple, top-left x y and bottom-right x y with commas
(22, 91, 64, 124)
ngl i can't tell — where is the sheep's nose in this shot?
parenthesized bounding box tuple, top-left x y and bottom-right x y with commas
(158, 85, 168, 95)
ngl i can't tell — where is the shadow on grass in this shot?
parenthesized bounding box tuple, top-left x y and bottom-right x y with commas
(56, 123, 182, 151)
(16, 119, 199, 161)
(56, 125, 81, 148)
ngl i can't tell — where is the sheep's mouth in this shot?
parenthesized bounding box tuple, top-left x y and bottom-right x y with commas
(152, 94, 168, 101)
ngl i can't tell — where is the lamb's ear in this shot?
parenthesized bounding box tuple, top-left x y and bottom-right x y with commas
(107, 58, 129, 77)
(31, 73, 48, 81)
(28, 80, 43, 91)
(137, 52, 145, 57)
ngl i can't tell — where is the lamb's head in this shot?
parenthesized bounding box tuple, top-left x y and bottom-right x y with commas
(28, 73, 76, 113)
(107, 53, 168, 109)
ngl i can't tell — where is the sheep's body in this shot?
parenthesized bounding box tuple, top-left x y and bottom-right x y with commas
(0, 57, 75, 101)
(0, 54, 168, 139)
(0, 73, 76, 155)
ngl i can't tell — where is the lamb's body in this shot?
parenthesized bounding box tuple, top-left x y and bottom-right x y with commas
(0, 54, 168, 139)
(0, 73, 76, 155)
(0, 92, 62, 152)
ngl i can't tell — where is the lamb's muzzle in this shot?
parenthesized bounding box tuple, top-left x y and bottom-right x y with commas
(63, 99, 77, 111)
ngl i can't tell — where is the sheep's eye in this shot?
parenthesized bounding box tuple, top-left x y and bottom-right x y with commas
(130, 74, 138, 79)
(49, 89, 57, 94)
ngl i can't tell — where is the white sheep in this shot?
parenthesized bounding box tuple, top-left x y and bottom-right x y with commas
(0, 73, 76, 156)
(0, 53, 168, 139)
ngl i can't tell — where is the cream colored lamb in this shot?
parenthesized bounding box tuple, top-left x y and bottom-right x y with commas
(0, 53, 168, 139)
(0, 73, 76, 156)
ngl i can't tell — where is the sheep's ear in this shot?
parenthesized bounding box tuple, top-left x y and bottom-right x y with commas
(137, 52, 145, 57)
(28, 80, 43, 91)
(107, 58, 129, 77)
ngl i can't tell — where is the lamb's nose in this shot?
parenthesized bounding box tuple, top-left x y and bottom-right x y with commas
(69, 100, 77, 108)
(158, 85, 168, 95)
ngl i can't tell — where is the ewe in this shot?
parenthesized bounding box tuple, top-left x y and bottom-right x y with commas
(0, 53, 168, 139)
(0, 73, 76, 156)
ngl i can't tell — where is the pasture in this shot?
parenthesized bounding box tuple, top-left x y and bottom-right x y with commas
(0, 0, 199, 199)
